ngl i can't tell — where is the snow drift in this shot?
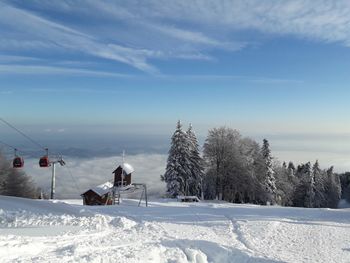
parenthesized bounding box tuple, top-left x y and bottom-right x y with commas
(0, 196, 349, 263)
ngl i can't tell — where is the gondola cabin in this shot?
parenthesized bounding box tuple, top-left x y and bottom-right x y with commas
(81, 182, 113, 205)
(13, 156, 24, 168)
(39, 156, 50, 167)
(113, 163, 134, 187)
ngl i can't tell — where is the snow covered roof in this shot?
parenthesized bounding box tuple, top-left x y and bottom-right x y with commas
(86, 181, 113, 196)
(121, 163, 134, 174)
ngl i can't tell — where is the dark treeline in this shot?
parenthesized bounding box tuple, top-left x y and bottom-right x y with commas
(340, 172, 350, 203)
(0, 151, 39, 198)
(163, 123, 342, 208)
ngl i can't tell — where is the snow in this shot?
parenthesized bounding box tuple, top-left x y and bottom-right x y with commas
(177, 196, 200, 202)
(87, 181, 113, 196)
(122, 162, 134, 174)
(0, 196, 349, 263)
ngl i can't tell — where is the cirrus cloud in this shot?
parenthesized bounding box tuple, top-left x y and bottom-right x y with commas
(1, 0, 350, 75)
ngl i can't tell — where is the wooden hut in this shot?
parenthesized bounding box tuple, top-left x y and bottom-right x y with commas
(81, 181, 113, 205)
(81, 162, 135, 206)
(113, 163, 134, 187)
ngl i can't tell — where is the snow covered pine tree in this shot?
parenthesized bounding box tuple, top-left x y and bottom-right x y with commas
(313, 160, 326, 208)
(325, 166, 341, 208)
(303, 162, 315, 208)
(187, 124, 204, 198)
(261, 139, 277, 205)
(163, 121, 192, 197)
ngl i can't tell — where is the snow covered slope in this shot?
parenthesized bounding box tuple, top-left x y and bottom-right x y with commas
(0, 196, 349, 263)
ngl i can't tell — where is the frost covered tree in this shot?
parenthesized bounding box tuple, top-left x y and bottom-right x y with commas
(0, 151, 38, 198)
(324, 166, 341, 208)
(293, 164, 308, 207)
(291, 161, 342, 208)
(312, 160, 327, 208)
(203, 127, 241, 200)
(186, 125, 342, 208)
(261, 139, 277, 205)
(203, 127, 262, 203)
(344, 184, 350, 204)
(293, 162, 315, 208)
(0, 152, 8, 193)
(239, 137, 262, 203)
(274, 161, 297, 206)
(340, 172, 350, 202)
(162, 121, 192, 197)
(303, 162, 315, 208)
(187, 124, 204, 197)
(287, 161, 295, 177)
(282, 162, 287, 170)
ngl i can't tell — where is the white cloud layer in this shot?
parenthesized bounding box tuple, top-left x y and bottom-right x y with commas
(22, 145, 350, 200)
(24, 154, 167, 199)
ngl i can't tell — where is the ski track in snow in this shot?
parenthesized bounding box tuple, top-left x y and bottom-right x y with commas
(0, 196, 349, 263)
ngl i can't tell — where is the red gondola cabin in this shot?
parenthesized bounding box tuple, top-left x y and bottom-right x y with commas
(39, 156, 50, 167)
(13, 157, 24, 168)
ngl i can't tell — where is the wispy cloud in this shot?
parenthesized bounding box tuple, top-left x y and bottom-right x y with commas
(0, 64, 130, 77)
(153, 0, 350, 46)
(81, 0, 240, 50)
(0, 55, 43, 63)
(0, 39, 57, 50)
(0, 1, 246, 74)
(1, 0, 350, 75)
(0, 2, 158, 73)
(154, 74, 303, 85)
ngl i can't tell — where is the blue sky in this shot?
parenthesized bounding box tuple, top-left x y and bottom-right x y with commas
(1, 0, 350, 170)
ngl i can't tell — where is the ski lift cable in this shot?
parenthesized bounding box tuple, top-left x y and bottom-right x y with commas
(1, 118, 96, 196)
(0, 139, 17, 151)
(0, 118, 63, 169)
(0, 139, 28, 155)
(1, 117, 71, 162)
(64, 164, 82, 193)
(0, 117, 46, 151)
(0, 118, 85, 196)
(0, 119, 69, 157)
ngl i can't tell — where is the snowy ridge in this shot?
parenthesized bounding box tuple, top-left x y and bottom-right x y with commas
(0, 196, 350, 263)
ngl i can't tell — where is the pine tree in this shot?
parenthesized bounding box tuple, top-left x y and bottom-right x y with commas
(292, 162, 314, 207)
(287, 161, 295, 177)
(274, 161, 296, 206)
(163, 121, 192, 197)
(325, 166, 341, 208)
(312, 160, 326, 208)
(303, 162, 315, 208)
(261, 139, 277, 205)
(282, 162, 287, 170)
(187, 124, 204, 198)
